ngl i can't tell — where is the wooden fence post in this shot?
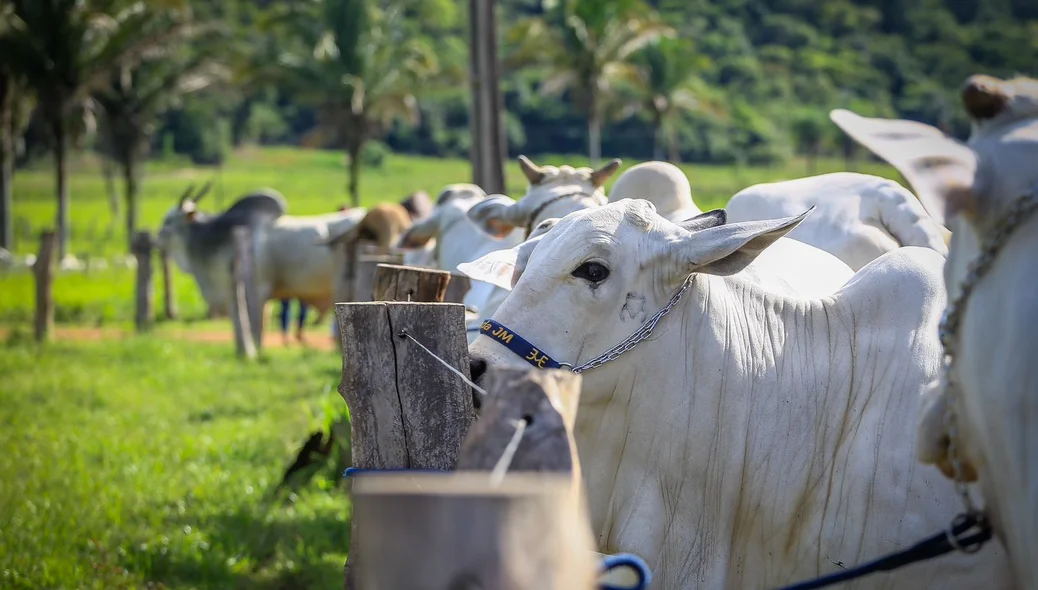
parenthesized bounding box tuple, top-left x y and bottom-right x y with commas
(351, 473, 598, 590)
(445, 272, 471, 304)
(372, 263, 451, 302)
(335, 300, 473, 588)
(131, 231, 154, 332)
(230, 226, 261, 359)
(160, 247, 177, 320)
(33, 230, 56, 343)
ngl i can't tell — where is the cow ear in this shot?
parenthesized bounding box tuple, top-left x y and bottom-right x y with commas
(678, 209, 726, 232)
(398, 215, 439, 249)
(457, 245, 522, 291)
(830, 109, 978, 226)
(320, 223, 360, 247)
(674, 208, 812, 277)
(467, 194, 525, 238)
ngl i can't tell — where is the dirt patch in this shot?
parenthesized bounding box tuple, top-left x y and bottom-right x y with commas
(0, 325, 340, 351)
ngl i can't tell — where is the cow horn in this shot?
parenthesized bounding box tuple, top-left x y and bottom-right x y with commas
(192, 181, 213, 203)
(518, 155, 546, 185)
(590, 158, 622, 188)
(962, 74, 1009, 121)
(178, 183, 196, 206)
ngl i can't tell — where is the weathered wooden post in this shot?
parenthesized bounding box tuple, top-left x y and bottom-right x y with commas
(372, 263, 451, 302)
(230, 226, 261, 359)
(336, 300, 473, 588)
(351, 473, 598, 590)
(131, 231, 154, 332)
(33, 230, 56, 342)
(445, 272, 472, 304)
(160, 247, 177, 320)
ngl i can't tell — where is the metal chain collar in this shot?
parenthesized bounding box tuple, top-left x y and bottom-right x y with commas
(563, 272, 697, 374)
(939, 186, 1038, 521)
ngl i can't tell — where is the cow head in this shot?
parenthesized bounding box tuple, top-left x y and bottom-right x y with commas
(400, 190, 434, 222)
(466, 200, 807, 391)
(466, 155, 621, 239)
(156, 182, 213, 265)
(398, 184, 489, 251)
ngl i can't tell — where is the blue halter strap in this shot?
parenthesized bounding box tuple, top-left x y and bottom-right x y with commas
(479, 319, 569, 370)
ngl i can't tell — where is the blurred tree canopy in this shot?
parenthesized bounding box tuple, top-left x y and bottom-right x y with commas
(6, 0, 1038, 211)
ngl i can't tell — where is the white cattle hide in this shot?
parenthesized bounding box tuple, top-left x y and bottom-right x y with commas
(608, 160, 703, 222)
(831, 72, 1038, 589)
(467, 200, 1012, 589)
(725, 172, 950, 270)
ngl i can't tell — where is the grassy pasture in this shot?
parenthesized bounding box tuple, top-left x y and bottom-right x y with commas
(0, 147, 899, 588)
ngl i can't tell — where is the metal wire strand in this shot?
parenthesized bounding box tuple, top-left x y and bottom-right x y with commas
(490, 418, 528, 485)
(399, 329, 487, 397)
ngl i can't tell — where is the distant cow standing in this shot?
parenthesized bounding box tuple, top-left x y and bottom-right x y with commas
(156, 183, 366, 325)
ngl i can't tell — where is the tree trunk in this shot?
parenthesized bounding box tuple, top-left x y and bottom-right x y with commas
(101, 155, 120, 224)
(0, 94, 12, 251)
(347, 140, 363, 209)
(652, 112, 664, 161)
(123, 154, 140, 252)
(588, 115, 602, 167)
(54, 119, 70, 261)
(807, 143, 817, 176)
(668, 131, 680, 164)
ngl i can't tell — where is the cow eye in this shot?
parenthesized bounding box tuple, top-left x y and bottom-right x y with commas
(572, 261, 610, 283)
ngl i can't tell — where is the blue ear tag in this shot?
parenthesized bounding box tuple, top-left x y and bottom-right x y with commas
(479, 320, 567, 370)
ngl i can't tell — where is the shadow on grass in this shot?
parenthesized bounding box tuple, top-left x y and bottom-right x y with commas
(123, 499, 350, 590)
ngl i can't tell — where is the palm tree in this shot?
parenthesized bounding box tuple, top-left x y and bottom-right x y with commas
(93, 33, 227, 249)
(625, 37, 725, 162)
(0, 4, 35, 251)
(0, 0, 194, 259)
(277, 0, 439, 207)
(508, 0, 672, 164)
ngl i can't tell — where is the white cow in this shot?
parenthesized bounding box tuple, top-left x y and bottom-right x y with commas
(157, 184, 366, 320)
(397, 183, 525, 342)
(465, 200, 1011, 589)
(466, 155, 621, 240)
(831, 73, 1038, 589)
(726, 172, 951, 270)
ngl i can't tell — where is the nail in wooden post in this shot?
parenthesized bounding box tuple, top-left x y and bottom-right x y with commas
(351, 473, 598, 590)
(335, 300, 473, 589)
(33, 230, 56, 342)
(131, 231, 154, 332)
(160, 247, 177, 320)
(230, 226, 259, 359)
(372, 263, 451, 303)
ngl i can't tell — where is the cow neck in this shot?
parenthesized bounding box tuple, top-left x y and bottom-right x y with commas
(524, 191, 594, 238)
(480, 272, 697, 374)
(938, 184, 1038, 518)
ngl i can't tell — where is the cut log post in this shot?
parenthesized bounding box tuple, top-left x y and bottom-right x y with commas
(230, 226, 261, 359)
(351, 473, 598, 590)
(372, 263, 451, 303)
(456, 367, 582, 480)
(335, 301, 474, 589)
(353, 252, 403, 302)
(33, 230, 56, 343)
(444, 272, 472, 304)
(131, 231, 154, 333)
(160, 247, 177, 320)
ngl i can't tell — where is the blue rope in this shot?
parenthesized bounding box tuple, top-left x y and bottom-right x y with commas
(343, 467, 449, 478)
(599, 553, 652, 590)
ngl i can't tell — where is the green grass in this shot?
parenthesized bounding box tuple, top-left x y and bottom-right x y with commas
(0, 335, 349, 590)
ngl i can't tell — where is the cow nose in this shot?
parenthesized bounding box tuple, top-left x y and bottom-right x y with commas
(469, 357, 488, 382)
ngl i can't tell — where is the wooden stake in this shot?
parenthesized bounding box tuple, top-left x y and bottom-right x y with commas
(230, 226, 260, 359)
(160, 247, 177, 320)
(351, 473, 598, 590)
(444, 272, 472, 304)
(131, 231, 154, 332)
(33, 230, 56, 343)
(372, 263, 451, 303)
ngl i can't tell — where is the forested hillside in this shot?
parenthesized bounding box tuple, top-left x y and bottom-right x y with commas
(14, 0, 1038, 169)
